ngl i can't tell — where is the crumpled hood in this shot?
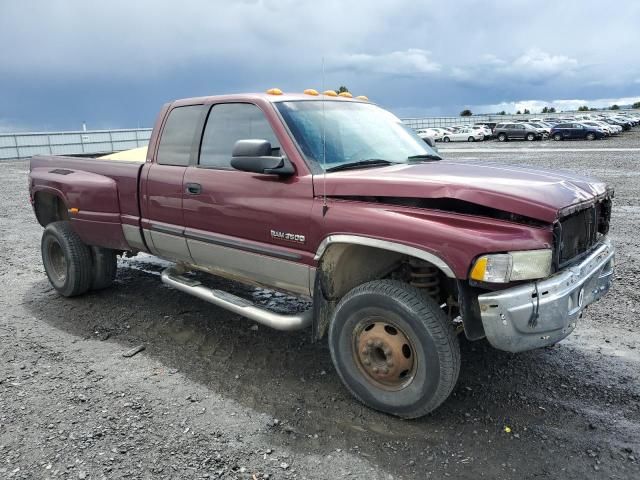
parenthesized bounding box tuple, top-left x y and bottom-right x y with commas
(321, 159, 611, 223)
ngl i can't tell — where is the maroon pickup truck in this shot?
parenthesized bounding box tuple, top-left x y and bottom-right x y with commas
(28, 91, 615, 418)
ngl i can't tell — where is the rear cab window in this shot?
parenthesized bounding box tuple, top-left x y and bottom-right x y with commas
(156, 105, 204, 166)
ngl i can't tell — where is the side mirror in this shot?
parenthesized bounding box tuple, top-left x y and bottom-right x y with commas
(230, 139, 294, 176)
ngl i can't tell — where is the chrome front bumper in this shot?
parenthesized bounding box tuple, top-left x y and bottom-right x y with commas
(477, 238, 615, 353)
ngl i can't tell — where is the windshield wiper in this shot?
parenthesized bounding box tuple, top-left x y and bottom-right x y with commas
(325, 159, 398, 172)
(407, 153, 442, 161)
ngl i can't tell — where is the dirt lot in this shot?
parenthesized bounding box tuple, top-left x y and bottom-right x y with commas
(1, 133, 639, 479)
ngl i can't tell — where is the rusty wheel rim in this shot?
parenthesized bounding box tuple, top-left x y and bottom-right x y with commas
(353, 318, 417, 391)
(47, 240, 67, 284)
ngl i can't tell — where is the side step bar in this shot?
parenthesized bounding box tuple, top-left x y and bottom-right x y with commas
(161, 267, 312, 331)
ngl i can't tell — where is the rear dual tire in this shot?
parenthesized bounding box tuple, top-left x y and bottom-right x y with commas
(41, 221, 117, 297)
(328, 280, 460, 419)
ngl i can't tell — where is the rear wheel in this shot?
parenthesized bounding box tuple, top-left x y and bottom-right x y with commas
(328, 280, 460, 418)
(497, 133, 507, 142)
(41, 221, 92, 297)
(90, 246, 118, 290)
(553, 133, 562, 141)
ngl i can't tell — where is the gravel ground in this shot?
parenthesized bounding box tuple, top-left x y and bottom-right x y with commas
(1, 131, 639, 479)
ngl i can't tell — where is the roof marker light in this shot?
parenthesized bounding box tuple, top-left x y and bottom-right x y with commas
(266, 88, 283, 95)
(356, 95, 369, 101)
(304, 88, 319, 96)
(338, 91, 352, 98)
(323, 90, 338, 97)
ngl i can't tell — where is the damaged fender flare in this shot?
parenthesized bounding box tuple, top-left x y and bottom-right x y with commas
(314, 235, 456, 278)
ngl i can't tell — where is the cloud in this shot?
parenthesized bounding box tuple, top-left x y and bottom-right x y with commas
(451, 48, 579, 86)
(511, 48, 578, 76)
(471, 95, 640, 115)
(1, 0, 639, 129)
(330, 49, 441, 76)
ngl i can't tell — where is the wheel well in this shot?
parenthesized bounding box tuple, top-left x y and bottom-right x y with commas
(34, 191, 69, 227)
(313, 244, 460, 340)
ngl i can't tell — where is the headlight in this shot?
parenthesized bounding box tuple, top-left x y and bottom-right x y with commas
(470, 249, 552, 283)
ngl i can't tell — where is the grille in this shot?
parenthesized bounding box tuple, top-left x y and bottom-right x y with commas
(555, 198, 611, 267)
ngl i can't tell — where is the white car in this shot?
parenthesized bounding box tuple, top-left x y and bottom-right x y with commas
(442, 127, 484, 142)
(600, 119, 623, 133)
(415, 128, 443, 142)
(471, 125, 492, 138)
(432, 127, 454, 137)
(582, 121, 614, 136)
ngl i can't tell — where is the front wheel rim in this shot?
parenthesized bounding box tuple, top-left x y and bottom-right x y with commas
(353, 319, 417, 391)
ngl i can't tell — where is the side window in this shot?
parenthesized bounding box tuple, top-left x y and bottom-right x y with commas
(199, 103, 280, 169)
(156, 105, 203, 166)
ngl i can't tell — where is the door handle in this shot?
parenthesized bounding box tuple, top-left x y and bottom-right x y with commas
(185, 183, 201, 195)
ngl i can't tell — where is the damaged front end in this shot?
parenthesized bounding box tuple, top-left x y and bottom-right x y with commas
(472, 193, 615, 352)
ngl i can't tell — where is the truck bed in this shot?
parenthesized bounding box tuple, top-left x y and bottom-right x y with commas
(29, 155, 145, 251)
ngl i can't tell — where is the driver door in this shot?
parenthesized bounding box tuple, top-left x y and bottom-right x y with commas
(181, 102, 314, 296)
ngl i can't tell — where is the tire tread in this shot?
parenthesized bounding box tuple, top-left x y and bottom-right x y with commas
(329, 280, 461, 418)
(42, 221, 92, 297)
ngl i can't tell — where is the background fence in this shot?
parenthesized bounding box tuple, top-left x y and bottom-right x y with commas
(0, 128, 152, 160)
(2, 109, 639, 160)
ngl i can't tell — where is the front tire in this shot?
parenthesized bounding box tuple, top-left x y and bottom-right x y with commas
(41, 221, 93, 297)
(497, 133, 507, 142)
(328, 280, 461, 418)
(443, 136, 451, 143)
(586, 132, 596, 141)
(468, 136, 475, 142)
(553, 133, 562, 141)
(526, 133, 536, 141)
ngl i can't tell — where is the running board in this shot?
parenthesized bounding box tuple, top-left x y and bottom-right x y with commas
(161, 267, 312, 331)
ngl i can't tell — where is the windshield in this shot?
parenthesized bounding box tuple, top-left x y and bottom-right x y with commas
(275, 100, 440, 171)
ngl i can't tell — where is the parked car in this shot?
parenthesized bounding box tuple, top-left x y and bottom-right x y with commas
(525, 122, 550, 137)
(432, 127, 454, 138)
(615, 113, 639, 125)
(475, 122, 498, 131)
(598, 119, 623, 133)
(610, 116, 634, 129)
(470, 125, 492, 138)
(442, 127, 484, 142)
(27, 90, 616, 419)
(550, 123, 605, 141)
(494, 123, 542, 141)
(582, 121, 614, 136)
(416, 128, 442, 142)
(603, 118, 630, 131)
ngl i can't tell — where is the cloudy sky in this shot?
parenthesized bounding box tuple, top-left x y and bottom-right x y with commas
(1, 0, 639, 131)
